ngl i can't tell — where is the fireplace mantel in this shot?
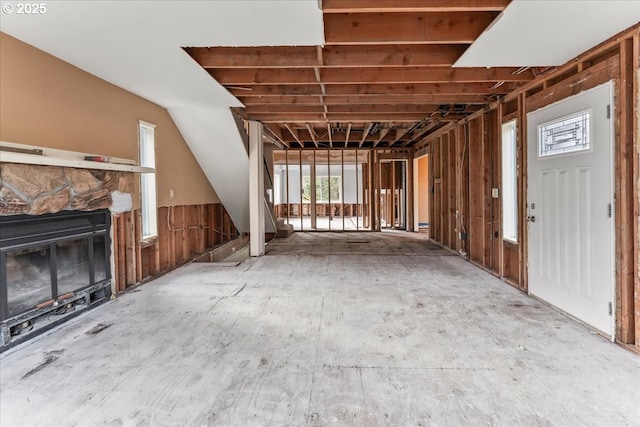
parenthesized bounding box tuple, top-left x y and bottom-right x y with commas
(0, 141, 153, 173)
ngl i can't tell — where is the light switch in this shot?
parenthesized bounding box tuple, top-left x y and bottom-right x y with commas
(169, 189, 175, 198)
(492, 188, 499, 198)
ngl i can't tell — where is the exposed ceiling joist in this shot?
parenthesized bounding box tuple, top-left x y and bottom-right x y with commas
(264, 124, 290, 148)
(284, 123, 304, 148)
(373, 127, 393, 148)
(230, 82, 509, 97)
(209, 67, 534, 85)
(258, 113, 467, 123)
(239, 94, 492, 106)
(186, 0, 524, 149)
(244, 104, 480, 115)
(324, 12, 497, 45)
(359, 123, 373, 148)
(344, 123, 352, 148)
(187, 45, 466, 68)
(306, 123, 319, 147)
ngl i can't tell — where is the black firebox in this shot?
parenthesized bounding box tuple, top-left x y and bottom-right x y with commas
(0, 209, 112, 351)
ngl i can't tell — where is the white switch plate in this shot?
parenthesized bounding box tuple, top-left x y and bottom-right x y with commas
(492, 188, 499, 198)
(169, 189, 175, 198)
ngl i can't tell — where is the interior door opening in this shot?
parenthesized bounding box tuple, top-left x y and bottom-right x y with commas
(379, 160, 407, 230)
(413, 154, 430, 235)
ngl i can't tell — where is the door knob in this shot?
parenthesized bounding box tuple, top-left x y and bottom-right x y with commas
(527, 215, 536, 223)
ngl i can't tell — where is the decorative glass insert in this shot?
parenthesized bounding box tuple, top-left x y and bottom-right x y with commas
(538, 110, 590, 157)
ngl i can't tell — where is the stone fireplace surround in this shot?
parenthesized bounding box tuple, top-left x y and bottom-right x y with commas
(0, 163, 134, 216)
(0, 161, 135, 351)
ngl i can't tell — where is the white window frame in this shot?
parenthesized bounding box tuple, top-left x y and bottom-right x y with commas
(138, 120, 157, 240)
(501, 120, 518, 243)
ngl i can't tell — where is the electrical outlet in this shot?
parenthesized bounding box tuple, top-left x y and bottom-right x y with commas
(169, 189, 175, 198)
(492, 188, 499, 198)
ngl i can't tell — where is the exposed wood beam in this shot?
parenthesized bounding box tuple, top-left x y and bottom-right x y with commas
(284, 123, 304, 148)
(245, 104, 480, 115)
(359, 123, 373, 147)
(315, 47, 328, 122)
(185, 46, 318, 68)
(263, 124, 290, 148)
(188, 45, 466, 68)
(326, 104, 481, 114)
(324, 12, 497, 45)
(389, 124, 416, 146)
(209, 67, 534, 85)
(262, 132, 286, 149)
(322, 0, 510, 13)
(257, 113, 469, 123)
(401, 122, 440, 147)
(373, 127, 393, 148)
(323, 82, 510, 96)
(344, 123, 352, 147)
(209, 68, 317, 85)
(238, 94, 491, 106)
(306, 123, 319, 148)
(245, 105, 326, 114)
(324, 45, 466, 67)
(231, 83, 510, 97)
(231, 85, 322, 96)
(278, 129, 400, 145)
(319, 67, 533, 84)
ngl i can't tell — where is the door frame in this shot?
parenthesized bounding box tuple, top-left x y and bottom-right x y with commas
(378, 158, 409, 230)
(412, 153, 429, 233)
(526, 80, 616, 339)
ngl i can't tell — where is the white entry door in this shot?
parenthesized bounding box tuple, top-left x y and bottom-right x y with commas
(527, 82, 614, 337)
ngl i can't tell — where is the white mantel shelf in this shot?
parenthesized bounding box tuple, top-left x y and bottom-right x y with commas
(0, 141, 154, 173)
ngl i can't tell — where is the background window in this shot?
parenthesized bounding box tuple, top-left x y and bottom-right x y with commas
(302, 176, 341, 203)
(139, 121, 157, 239)
(502, 120, 518, 243)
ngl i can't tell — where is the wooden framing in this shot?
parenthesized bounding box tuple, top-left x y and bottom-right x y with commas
(421, 24, 640, 350)
(110, 203, 238, 294)
(185, 1, 532, 150)
(633, 33, 640, 350)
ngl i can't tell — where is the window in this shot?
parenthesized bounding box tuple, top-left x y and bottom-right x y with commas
(502, 120, 518, 243)
(138, 121, 157, 239)
(538, 110, 591, 157)
(301, 176, 341, 203)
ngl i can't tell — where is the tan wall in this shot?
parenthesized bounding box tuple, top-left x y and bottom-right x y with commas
(417, 155, 429, 224)
(0, 32, 219, 208)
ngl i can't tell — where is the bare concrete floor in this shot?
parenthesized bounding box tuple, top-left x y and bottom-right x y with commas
(1, 232, 639, 426)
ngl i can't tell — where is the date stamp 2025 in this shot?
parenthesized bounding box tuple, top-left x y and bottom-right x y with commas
(2, 3, 47, 14)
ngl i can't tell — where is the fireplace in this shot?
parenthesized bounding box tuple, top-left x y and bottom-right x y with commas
(0, 209, 112, 351)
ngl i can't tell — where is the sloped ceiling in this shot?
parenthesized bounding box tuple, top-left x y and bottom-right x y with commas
(0, 0, 324, 231)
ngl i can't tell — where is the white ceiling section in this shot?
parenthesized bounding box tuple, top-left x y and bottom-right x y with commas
(455, 0, 640, 67)
(0, 0, 324, 232)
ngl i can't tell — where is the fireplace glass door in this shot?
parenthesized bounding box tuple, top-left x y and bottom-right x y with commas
(1, 210, 111, 323)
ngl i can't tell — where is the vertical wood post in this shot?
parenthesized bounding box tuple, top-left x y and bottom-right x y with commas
(249, 121, 265, 256)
